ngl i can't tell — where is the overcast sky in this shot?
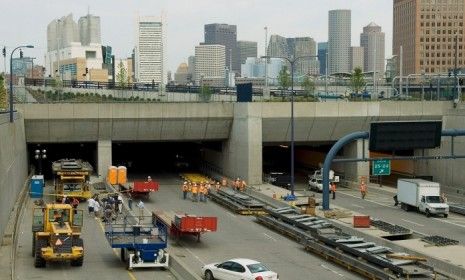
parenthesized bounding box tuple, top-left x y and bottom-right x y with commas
(1, 0, 393, 73)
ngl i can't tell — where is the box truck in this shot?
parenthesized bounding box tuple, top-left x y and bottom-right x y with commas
(397, 179, 449, 218)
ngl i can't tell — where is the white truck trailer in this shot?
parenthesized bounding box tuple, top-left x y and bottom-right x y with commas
(397, 179, 449, 218)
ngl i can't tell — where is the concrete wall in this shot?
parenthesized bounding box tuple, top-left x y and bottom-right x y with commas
(415, 108, 465, 203)
(343, 139, 369, 181)
(0, 114, 28, 241)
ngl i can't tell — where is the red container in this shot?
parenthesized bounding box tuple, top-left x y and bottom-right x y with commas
(178, 216, 218, 232)
(353, 215, 371, 228)
(133, 181, 159, 193)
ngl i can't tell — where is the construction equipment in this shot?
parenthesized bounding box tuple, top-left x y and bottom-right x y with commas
(153, 210, 217, 242)
(52, 159, 93, 201)
(32, 203, 84, 268)
(209, 188, 266, 215)
(104, 215, 169, 270)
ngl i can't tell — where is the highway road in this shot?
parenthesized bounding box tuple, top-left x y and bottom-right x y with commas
(129, 173, 362, 280)
(295, 182, 465, 244)
(14, 185, 175, 280)
(14, 175, 363, 280)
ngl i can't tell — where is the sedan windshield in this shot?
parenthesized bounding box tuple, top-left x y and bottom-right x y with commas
(247, 263, 269, 273)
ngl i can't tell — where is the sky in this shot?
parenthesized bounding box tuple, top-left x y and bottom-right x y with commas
(0, 0, 393, 73)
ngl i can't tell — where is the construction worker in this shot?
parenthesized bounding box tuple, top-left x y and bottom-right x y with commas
(221, 177, 228, 189)
(202, 183, 209, 203)
(240, 180, 247, 192)
(215, 181, 221, 191)
(234, 178, 240, 191)
(330, 182, 336, 200)
(182, 181, 189, 200)
(191, 183, 199, 202)
(360, 180, 367, 199)
(199, 182, 205, 202)
(440, 193, 448, 203)
(147, 176, 152, 182)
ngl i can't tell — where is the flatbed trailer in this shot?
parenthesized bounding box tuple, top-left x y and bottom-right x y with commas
(119, 181, 159, 198)
(104, 215, 169, 270)
(152, 211, 217, 242)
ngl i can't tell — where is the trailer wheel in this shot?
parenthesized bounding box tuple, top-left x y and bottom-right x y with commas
(401, 203, 409, 211)
(34, 239, 47, 268)
(444, 214, 448, 218)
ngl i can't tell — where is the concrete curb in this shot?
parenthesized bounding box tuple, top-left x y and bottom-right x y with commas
(0, 173, 32, 280)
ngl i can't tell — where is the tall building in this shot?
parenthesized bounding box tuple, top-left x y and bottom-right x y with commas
(318, 42, 328, 75)
(267, 35, 318, 76)
(237, 41, 258, 65)
(350, 47, 365, 71)
(187, 56, 195, 80)
(78, 14, 101, 46)
(360, 22, 385, 76)
(195, 44, 226, 86)
(135, 16, 163, 84)
(241, 57, 284, 85)
(45, 13, 106, 79)
(394, 0, 465, 75)
(204, 24, 239, 72)
(328, 9, 351, 74)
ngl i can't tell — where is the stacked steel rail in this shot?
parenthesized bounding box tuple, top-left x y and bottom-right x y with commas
(208, 189, 266, 215)
(449, 203, 465, 215)
(257, 206, 446, 280)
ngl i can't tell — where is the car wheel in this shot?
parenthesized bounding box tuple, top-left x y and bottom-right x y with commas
(444, 214, 448, 218)
(425, 209, 431, 218)
(204, 270, 214, 280)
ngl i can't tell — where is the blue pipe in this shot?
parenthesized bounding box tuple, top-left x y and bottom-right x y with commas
(322, 131, 369, 210)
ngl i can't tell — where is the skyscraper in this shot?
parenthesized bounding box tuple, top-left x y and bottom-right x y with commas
(47, 14, 79, 51)
(350, 46, 365, 71)
(318, 42, 328, 75)
(195, 44, 226, 86)
(360, 22, 385, 76)
(237, 41, 258, 65)
(267, 35, 318, 76)
(78, 14, 101, 46)
(135, 16, 163, 84)
(393, 0, 465, 75)
(204, 24, 239, 72)
(328, 9, 351, 74)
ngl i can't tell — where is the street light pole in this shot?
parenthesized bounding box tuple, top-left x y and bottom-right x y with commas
(261, 54, 318, 197)
(9, 45, 34, 122)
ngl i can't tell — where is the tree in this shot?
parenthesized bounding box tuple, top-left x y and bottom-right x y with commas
(0, 74, 7, 110)
(199, 85, 213, 102)
(278, 66, 291, 90)
(301, 75, 315, 98)
(116, 61, 128, 88)
(350, 67, 366, 94)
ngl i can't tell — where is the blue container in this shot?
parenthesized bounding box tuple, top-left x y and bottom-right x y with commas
(30, 175, 44, 198)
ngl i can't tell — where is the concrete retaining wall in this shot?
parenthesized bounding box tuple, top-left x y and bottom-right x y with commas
(0, 114, 28, 242)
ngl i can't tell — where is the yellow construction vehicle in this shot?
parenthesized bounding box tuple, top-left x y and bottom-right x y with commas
(32, 203, 84, 267)
(52, 159, 93, 201)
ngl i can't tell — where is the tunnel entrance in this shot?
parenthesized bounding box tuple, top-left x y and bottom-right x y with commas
(27, 142, 97, 179)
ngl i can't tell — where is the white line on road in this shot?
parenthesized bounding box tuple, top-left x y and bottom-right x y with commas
(401, 219, 424, 227)
(340, 192, 397, 209)
(184, 247, 206, 265)
(263, 233, 277, 242)
(227, 212, 236, 218)
(351, 204, 365, 209)
(432, 217, 465, 229)
(320, 264, 345, 277)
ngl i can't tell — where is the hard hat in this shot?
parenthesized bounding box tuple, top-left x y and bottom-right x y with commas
(184, 181, 187, 184)
(148, 176, 151, 179)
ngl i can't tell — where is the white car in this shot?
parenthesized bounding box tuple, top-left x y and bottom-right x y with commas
(308, 177, 323, 192)
(202, 258, 279, 280)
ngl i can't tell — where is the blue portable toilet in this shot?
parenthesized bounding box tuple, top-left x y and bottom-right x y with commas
(30, 175, 44, 198)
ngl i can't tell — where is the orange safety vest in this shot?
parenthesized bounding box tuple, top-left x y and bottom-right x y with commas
(330, 183, 336, 192)
(222, 178, 227, 187)
(182, 184, 188, 192)
(360, 183, 367, 192)
(192, 185, 198, 194)
(202, 185, 209, 194)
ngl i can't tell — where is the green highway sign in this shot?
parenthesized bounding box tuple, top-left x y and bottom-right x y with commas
(372, 159, 391, 176)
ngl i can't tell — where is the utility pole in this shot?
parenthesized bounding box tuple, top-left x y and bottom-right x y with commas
(264, 26, 269, 98)
(399, 45, 403, 96)
(454, 33, 459, 101)
(373, 44, 377, 96)
(325, 51, 328, 94)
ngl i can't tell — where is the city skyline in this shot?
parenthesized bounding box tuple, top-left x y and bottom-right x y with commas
(1, 0, 393, 74)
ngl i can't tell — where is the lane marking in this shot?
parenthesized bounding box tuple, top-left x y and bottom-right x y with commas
(227, 212, 236, 218)
(263, 233, 277, 242)
(183, 247, 206, 265)
(351, 204, 364, 209)
(320, 264, 344, 277)
(432, 217, 465, 229)
(339, 192, 397, 209)
(401, 219, 424, 227)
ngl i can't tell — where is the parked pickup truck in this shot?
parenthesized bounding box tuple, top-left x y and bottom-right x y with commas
(397, 179, 449, 218)
(308, 169, 334, 192)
